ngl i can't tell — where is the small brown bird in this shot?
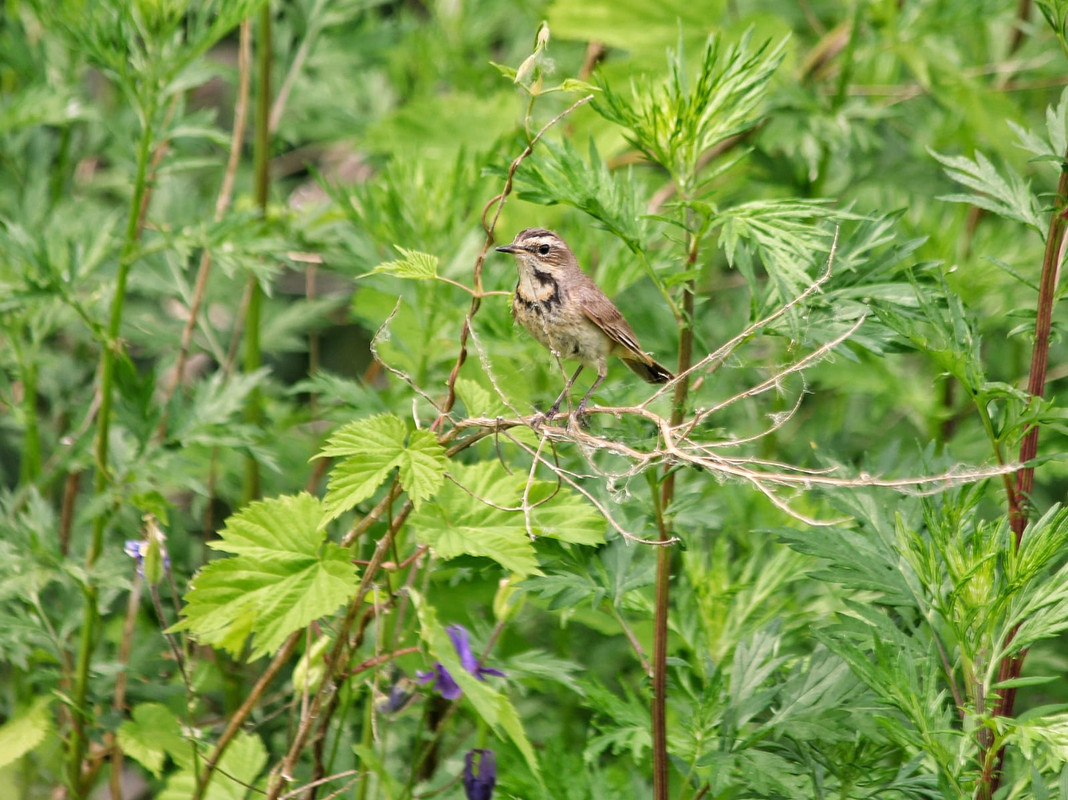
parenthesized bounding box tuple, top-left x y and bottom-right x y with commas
(495, 228, 674, 421)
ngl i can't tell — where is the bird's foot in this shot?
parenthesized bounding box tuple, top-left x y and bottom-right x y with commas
(540, 399, 565, 426)
(569, 401, 592, 430)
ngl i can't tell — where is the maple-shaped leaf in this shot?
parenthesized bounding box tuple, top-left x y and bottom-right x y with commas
(320, 414, 446, 521)
(173, 493, 357, 659)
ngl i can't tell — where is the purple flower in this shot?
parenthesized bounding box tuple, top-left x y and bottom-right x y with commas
(375, 672, 418, 714)
(416, 662, 462, 700)
(417, 625, 505, 699)
(463, 749, 496, 800)
(123, 538, 170, 580)
(447, 625, 505, 681)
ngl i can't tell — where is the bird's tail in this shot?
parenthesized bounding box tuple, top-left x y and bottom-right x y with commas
(621, 355, 674, 384)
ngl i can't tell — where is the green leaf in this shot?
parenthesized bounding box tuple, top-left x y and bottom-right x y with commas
(548, 0, 718, 65)
(411, 500, 541, 576)
(399, 429, 448, 506)
(455, 377, 503, 417)
(504, 650, 587, 696)
(158, 731, 267, 800)
(515, 136, 644, 253)
(525, 481, 605, 545)
(365, 246, 439, 280)
(364, 90, 515, 158)
(321, 414, 446, 519)
(716, 199, 840, 306)
(319, 413, 408, 459)
(595, 31, 785, 184)
(931, 148, 1045, 234)
(413, 593, 540, 781)
(557, 78, 600, 94)
(351, 744, 406, 797)
(489, 60, 518, 81)
(173, 493, 357, 659)
(118, 703, 185, 778)
(0, 696, 51, 768)
(409, 460, 603, 576)
(323, 455, 400, 521)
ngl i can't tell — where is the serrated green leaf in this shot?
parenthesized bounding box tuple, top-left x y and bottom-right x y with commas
(409, 461, 604, 575)
(455, 377, 506, 417)
(594, 31, 785, 185)
(0, 696, 51, 768)
(716, 199, 839, 306)
(174, 493, 357, 659)
(410, 461, 538, 575)
(319, 413, 407, 459)
(320, 414, 445, 519)
(118, 703, 185, 778)
(931, 148, 1045, 233)
(412, 500, 540, 575)
(526, 481, 605, 545)
(365, 246, 439, 280)
(505, 650, 587, 696)
(323, 455, 400, 521)
(398, 429, 447, 507)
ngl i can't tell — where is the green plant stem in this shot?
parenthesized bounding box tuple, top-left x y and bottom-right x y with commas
(17, 351, 41, 483)
(67, 104, 156, 798)
(243, 1, 272, 504)
(979, 146, 1068, 800)
(651, 499, 672, 800)
(50, 123, 73, 207)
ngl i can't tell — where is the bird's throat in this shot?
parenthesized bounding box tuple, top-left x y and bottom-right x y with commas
(517, 266, 561, 307)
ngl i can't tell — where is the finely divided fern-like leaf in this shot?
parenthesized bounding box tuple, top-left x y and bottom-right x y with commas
(931, 148, 1045, 234)
(365, 247, 439, 280)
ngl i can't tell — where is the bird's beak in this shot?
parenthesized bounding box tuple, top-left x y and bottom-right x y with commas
(495, 243, 518, 254)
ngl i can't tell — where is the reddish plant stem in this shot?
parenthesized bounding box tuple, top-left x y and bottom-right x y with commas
(156, 19, 252, 440)
(978, 150, 1068, 799)
(652, 232, 698, 800)
(192, 631, 302, 800)
(266, 499, 414, 800)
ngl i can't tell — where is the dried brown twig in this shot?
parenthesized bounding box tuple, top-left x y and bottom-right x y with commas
(369, 230, 1016, 539)
(434, 94, 595, 428)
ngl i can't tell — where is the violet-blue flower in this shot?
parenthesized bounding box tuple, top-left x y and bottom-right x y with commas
(123, 538, 170, 580)
(416, 662, 462, 700)
(463, 749, 496, 800)
(447, 625, 505, 681)
(418, 625, 505, 699)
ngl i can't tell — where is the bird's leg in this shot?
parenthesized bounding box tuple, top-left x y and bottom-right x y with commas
(546, 365, 584, 421)
(573, 369, 606, 428)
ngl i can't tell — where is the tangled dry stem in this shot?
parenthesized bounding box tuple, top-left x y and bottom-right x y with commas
(365, 99, 1016, 549)
(373, 237, 1016, 543)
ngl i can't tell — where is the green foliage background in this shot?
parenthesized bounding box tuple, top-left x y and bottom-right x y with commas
(1, 0, 1068, 798)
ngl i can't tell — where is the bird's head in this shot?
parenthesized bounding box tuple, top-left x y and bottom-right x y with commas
(495, 228, 577, 277)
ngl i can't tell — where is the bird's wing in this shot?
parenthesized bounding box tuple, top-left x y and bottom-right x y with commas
(577, 284, 647, 359)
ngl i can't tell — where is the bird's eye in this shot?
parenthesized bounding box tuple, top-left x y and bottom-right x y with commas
(538, 244, 550, 255)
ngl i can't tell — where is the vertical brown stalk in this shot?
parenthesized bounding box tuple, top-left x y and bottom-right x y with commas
(977, 148, 1068, 799)
(652, 231, 698, 800)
